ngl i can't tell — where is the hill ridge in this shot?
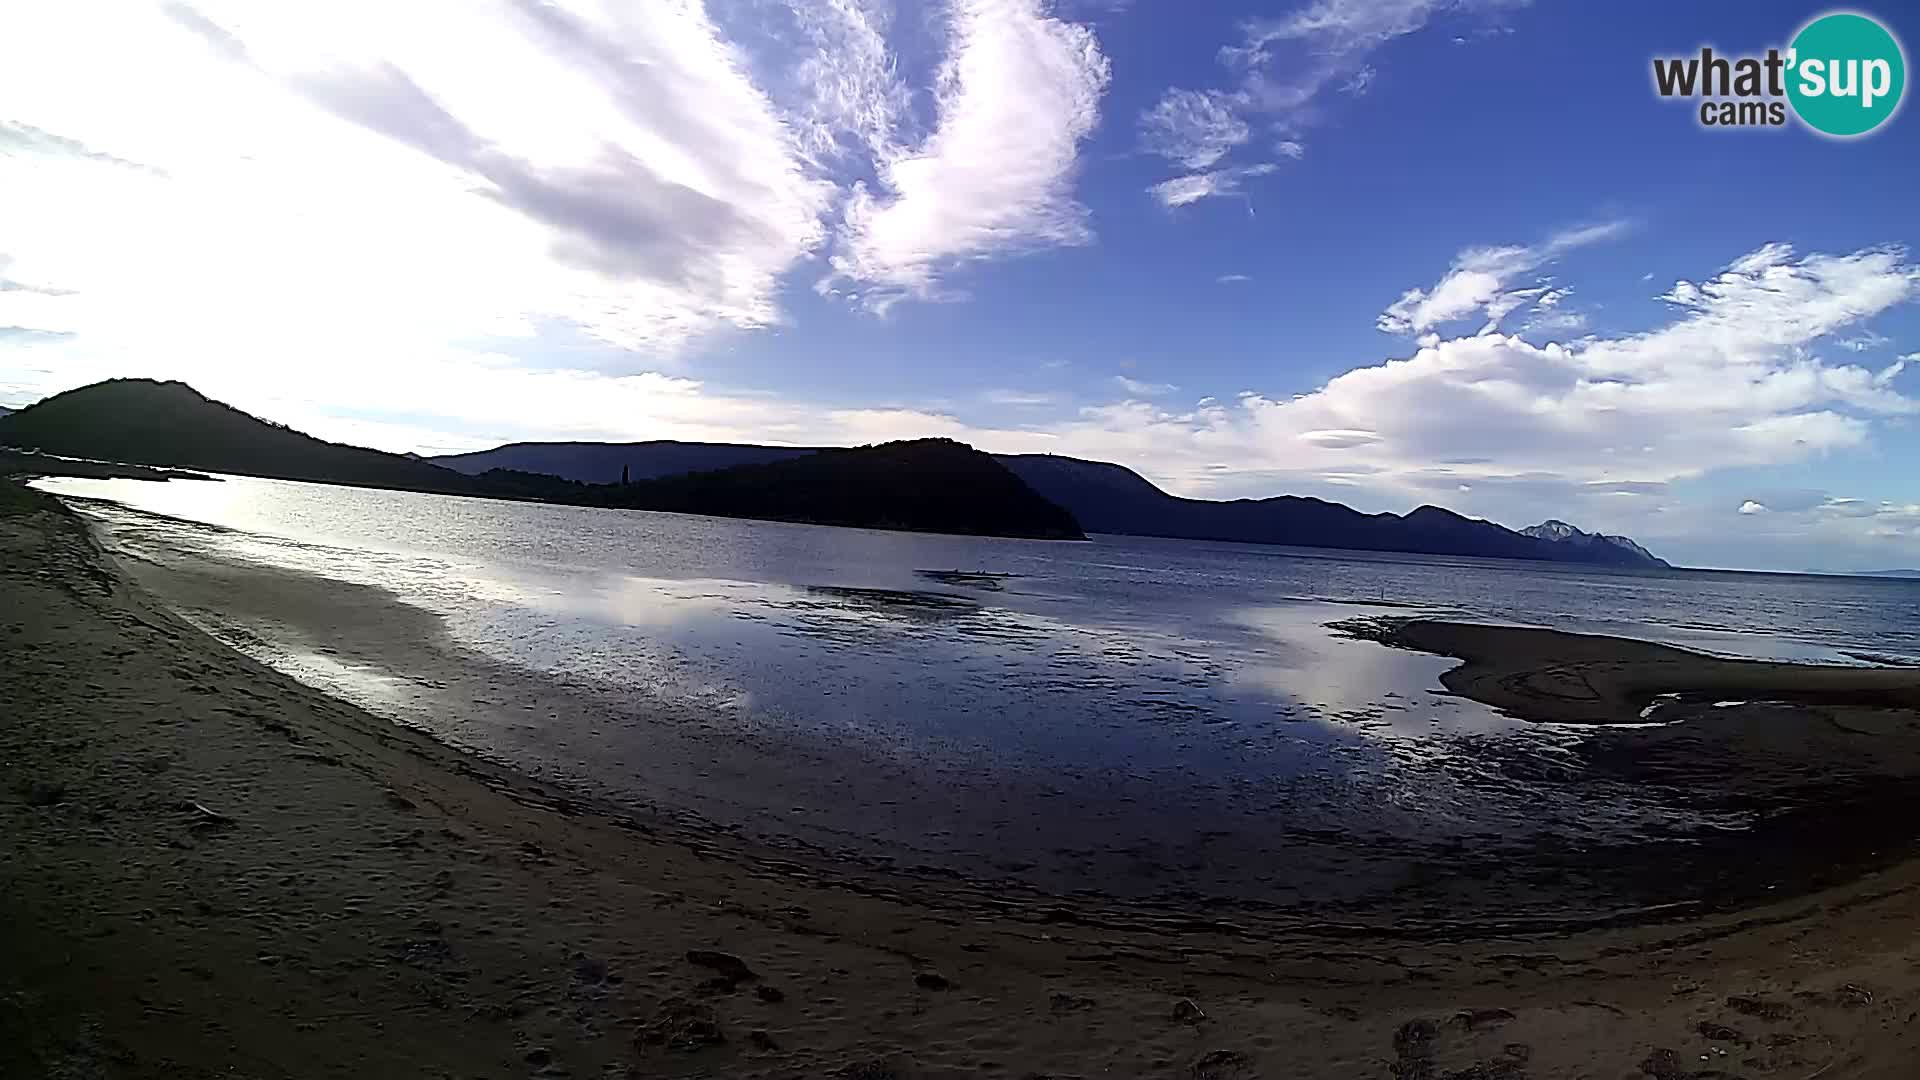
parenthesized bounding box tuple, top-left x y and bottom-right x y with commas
(427, 440, 1668, 568)
(0, 380, 1082, 541)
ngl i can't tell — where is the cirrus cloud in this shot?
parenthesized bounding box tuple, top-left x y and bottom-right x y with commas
(1138, 0, 1528, 206)
(824, 0, 1111, 311)
(0, 0, 1118, 360)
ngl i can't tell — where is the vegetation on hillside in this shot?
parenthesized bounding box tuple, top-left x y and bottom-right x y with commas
(0, 380, 1084, 541)
(0, 380, 481, 494)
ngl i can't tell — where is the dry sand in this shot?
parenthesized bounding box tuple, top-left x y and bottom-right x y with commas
(8, 481, 1920, 1078)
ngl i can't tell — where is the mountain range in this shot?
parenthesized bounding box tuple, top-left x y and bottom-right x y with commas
(0, 379, 1668, 565)
(432, 440, 1668, 568)
(0, 380, 1080, 540)
(1520, 519, 1665, 566)
(433, 441, 817, 484)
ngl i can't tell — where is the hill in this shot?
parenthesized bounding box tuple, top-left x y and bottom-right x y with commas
(995, 454, 1668, 568)
(1521, 519, 1668, 567)
(557, 439, 1083, 540)
(444, 437, 1671, 567)
(433, 441, 817, 484)
(0, 380, 1082, 541)
(6, 380, 1666, 560)
(0, 380, 482, 495)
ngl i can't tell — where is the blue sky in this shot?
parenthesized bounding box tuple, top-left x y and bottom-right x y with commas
(1, 1, 1917, 571)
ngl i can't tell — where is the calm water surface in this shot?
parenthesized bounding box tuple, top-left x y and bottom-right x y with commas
(36, 475, 1920, 913)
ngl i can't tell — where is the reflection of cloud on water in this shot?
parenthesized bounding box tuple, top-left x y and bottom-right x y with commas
(1227, 601, 1525, 737)
(512, 572, 746, 630)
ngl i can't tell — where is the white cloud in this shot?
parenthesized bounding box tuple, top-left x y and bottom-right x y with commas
(780, 0, 916, 166)
(826, 0, 1111, 310)
(1114, 375, 1177, 397)
(1838, 329, 1891, 352)
(1026, 243, 1920, 530)
(1217, 273, 1253, 284)
(1519, 309, 1588, 337)
(1686, 492, 1920, 569)
(1378, 221, 1626, 334)
(1149, 163, 1278, 208)
(0, 0, 1119, 372)
(0, 1, 841, 358)
(1136, 0, 1520, 203)
(1138, 88, 1248, 170)
(1139, 0, 1525, 198)
(982, 388, 1059, 407)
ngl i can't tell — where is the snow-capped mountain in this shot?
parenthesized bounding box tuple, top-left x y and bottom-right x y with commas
(1520, 520, 1669, 568)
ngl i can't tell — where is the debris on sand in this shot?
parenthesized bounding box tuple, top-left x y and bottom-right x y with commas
(637, 997, 724, 1052)
(1695, 1021, 1746, 1044)
(183, 800, 233, 829)
(913, 970, 950, 991)
(685, 949, 757, 988)
(1048, 991, 1095, 1013)
(20, 778, 66, 806)
(1451, 1007, 1516, 1030)
(1191, 1048, 1255, 1079)
(1724, 995, 1792, 1021)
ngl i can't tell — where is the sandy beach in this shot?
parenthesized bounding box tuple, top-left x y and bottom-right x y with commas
(9, 481, 1920, 1079)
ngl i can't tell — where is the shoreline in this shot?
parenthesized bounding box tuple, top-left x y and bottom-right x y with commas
(65, 481, 1920, 927)
(1350, 617, 1920, 725)
(9, 482, 1920, 1077)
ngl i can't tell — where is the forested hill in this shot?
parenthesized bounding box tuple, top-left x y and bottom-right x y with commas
(500, 438, 1084, 540)
(994, 453, 1668, 568)
(0, 381, 1084, 541)
(0, 379, 482, 494)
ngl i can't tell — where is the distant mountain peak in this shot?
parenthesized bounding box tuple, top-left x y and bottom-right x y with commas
(1523, 519, 1580, 542)
(0, 377, 478, 494)
(1521, 519, 1667, 567)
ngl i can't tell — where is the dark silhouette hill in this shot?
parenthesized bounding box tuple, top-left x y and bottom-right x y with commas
(436, 437, 1671, 567)
(434, 441, 817, 484)
(0, 379, 482, 494)
(0, 380, 1083, 541)
(6, 379, 1663, 559)
(995, 454, 1667, 568)
(572, 439, 1083, 539)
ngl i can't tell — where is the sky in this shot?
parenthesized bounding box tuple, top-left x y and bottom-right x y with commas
(1, 0, 1917, 572)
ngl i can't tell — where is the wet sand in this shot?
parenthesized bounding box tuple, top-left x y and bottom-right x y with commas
(1368, 619, 1920, 725)
(9, 482, 1920, 1078)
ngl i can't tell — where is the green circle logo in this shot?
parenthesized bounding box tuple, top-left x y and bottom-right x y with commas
(1787, 12, 1906, 137)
